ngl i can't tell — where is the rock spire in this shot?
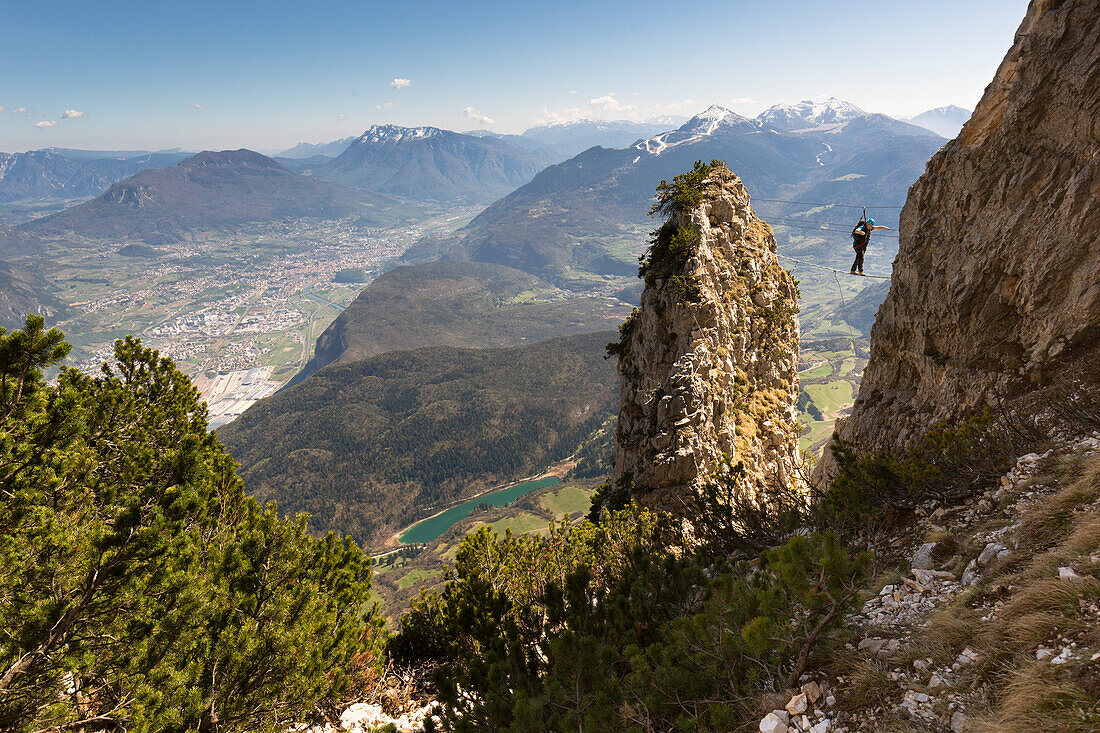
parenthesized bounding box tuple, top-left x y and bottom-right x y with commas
(611, 162, 801, 512)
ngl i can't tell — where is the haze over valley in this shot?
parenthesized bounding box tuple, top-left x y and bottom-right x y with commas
(2, 99, 953, 433)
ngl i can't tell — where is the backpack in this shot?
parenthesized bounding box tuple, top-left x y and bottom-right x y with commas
(852, 221, 870, 248)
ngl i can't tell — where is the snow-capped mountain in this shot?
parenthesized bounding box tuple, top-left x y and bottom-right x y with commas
(906, 105, 972, 139)
(312, 124, 552, 204)
(633, 105, 755, 156)
(756, 98, 866, 131)
(354, 124, 445, 145)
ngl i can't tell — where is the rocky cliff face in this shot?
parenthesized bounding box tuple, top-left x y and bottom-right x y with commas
(827, 0, 1100, 460)
(612, 163, 801, 511)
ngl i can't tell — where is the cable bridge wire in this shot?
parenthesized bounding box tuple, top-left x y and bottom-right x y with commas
(751, 197, 905, 210)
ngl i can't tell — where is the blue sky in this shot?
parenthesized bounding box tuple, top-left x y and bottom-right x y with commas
(1, 0, 1029, 152)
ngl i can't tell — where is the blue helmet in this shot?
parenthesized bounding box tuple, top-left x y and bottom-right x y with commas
(867, 218, 875, 227)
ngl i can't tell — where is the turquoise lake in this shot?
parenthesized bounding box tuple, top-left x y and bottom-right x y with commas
(398, 475, 562, 544)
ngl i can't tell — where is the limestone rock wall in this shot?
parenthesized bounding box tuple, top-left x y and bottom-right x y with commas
(825, 0, 1100, 462)
(612, 164, 801, 511)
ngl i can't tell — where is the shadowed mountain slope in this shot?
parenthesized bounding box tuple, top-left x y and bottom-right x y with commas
(0, 149, 189, 203)
(289, 260, 632, 387)
(0, 259, 67, 330)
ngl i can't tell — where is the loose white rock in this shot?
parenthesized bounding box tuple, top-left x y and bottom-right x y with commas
(760, 712, 789, 733)
(785, 691, 808, 715)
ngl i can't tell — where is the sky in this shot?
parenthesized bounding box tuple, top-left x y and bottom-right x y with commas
(0, 0, 1031, 153)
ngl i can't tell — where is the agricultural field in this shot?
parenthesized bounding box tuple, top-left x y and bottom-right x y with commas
(797, 337, 870, 455)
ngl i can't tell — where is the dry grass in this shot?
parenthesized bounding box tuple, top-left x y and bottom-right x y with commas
(912, 597, 981, 666)
(972, 663, 1100, 733)
(837, 654, 897, 711)
(1014, 456, 1100, 554)
(964, 453, 1100, 726)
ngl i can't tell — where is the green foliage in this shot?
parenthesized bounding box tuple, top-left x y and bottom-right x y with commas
(637, 161, 721, 297)
(392, 501, 869, 731)
(571, 423, 614, 479)
(798, 390, 824, 421)
(605, 308, 638, 358)
(762, 293, 800, 326)
(0, 316, 383, 732)
(637, 223, 700, 287)
(820, 409, 1029, 530)
(648, 159, 721, 219)
(333, 267, 370, 283)
(690, 457, 808, 560)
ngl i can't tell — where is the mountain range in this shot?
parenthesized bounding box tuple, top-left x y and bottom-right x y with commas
(0, 149, 190, 204)
(20, 149, 392, 244)
(276, 137, 356, 159)
(289, 259, 632, 385)
(220, 330, 617, 544)
(224, 257, 634, 541)
(432, 101, 944, 288)
(513, 118, 687, 158)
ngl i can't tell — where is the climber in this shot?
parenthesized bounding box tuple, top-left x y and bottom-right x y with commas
(850, 217, 890, 275)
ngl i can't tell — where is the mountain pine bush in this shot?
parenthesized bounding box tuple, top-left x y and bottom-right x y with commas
(0, 316, 383, 732)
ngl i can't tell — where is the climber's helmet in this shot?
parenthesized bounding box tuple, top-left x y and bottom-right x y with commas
(867, 218, 876, 227)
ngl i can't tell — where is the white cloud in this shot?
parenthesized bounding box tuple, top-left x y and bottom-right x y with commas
(728, 97, 755, 106)
(13, 107, 28, 115)
(376, 102, 398, 109)
(568, 90, 578, 94)
(34, 120, 57, 128)
(185, 103, 204, 109)
(538, 104, 585, 124)
(389, 78, 411, 90)
(338, 113, 346, 120)
(587, 92, 636, 115)
(0, 106, 5, 113)
(463, 106, 494, 125)
(538, 95, 706, 126)
(61, 109, 84, 119)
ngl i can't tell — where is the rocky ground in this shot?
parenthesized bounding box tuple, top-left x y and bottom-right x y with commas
(761, 433, 1100, 733)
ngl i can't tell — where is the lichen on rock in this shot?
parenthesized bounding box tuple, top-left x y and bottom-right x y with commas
(610, 161, 802, 514)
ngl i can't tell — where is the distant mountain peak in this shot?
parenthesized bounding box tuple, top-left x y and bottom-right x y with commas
(632, 105, 752, 156)
(180, 149, 285, 171)
(355, 125, 445, 145)
(757, 98, 865, 131)
(681, 105, 750, 135)
(906, 105, 973, 138)
(923, 104, 970, 115)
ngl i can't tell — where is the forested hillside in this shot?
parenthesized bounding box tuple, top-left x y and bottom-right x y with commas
(220, 331, 617, 544)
